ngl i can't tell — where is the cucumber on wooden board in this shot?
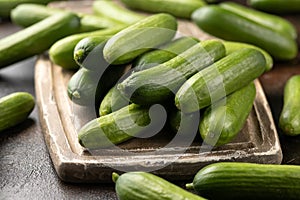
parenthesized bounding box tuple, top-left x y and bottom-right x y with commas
(113, 171, 206, 200)
(248, 0, 300, 14)
(192, 5, 298, 60)
(0, 12, 80, 69)
(120, 0, 206, 19)
(103, 13, 178, 65)
(0, 92, 35, 132)
(279, 75, 300, 136)
(186, 162, 300, 199)
(199, 82, 256, 146)
(175, 48, 266, 113)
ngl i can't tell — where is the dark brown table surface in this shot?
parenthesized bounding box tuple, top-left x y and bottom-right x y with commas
(1, 11, 300, 200)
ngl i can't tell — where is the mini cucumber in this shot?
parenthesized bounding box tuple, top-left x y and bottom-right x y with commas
(118, 40, 226, 105)
(103, 13, 178, 65)
(49, 26, 124, 70)
(113, 172, 206, 200)
(175, 48, 266, 113)
(186, 162, 300, 199)
(0, 12, 80, 69)
(223, 41, 273, 71)
(120, 0, 206, 19)
(279, 75, 300, 136)
(199, 82, 256, 146)
(133, 36, 200, 72)
(0, 92, 35, 132)
(192, 5, 298, 60)
(248, 0, 300, 14)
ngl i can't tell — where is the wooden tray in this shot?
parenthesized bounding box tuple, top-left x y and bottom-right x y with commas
(35, 1, 282, 183)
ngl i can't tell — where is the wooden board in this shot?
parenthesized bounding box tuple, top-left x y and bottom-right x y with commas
(35, 1, 282, 183)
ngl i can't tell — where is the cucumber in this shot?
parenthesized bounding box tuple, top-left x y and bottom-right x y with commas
(223, 41, 273, 72)
(192, 5, 298, 60)
(117, 40, 226, 105)
(120, 0, 206, 19)
(175, 48, 266, 113)
(0, 92, 35, 132)
(0, 12, 80, 69)
(73, 36, 110, 71)
(93, 0, 144, 25)
(248, 0, 300, 14)
(199, 82, 256, 146)
(279, 75, 300, 136)
(133, 36, 200, 72)
(78, 104, 151, 149)
(113, 172, 206, 200)
(103, 13, 178, 65)
(49, 26, 124, 70)
(220, 2, 297, 39)
(186, 162, 300, 199)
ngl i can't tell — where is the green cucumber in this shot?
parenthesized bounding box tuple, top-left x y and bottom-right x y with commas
(93, 0, 144, 25)
(133, 36, 200, 72)
(118, 40, 226, 105)
(103, 13, 178, 65)
(199, 82, 256, 146)
(192, 5, 298, 60)
(0, 12, 80, 69)
(248, 0, 300, 14)
(73, 36, 110, 71)
(120, 0, 206, 19)
(220, 2, 297, 39)
(113, 172, 206, 200)
(223, 41, 273, 72)
(186, 162, 300, 199)
(175, 48, 266, 113)
(0, 92, 35, 132)
(49, 26, 124, 70)
(279, 75, 300, 136)
(78, 104, 151, 149)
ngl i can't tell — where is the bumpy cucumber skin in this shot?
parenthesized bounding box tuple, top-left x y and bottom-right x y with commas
(133, 36, 200, 72)
(121, 0, 206, 19)
(175, 48, 266, 113)
(49, 26, 124, 70)
(188, 162, 300, 200)
(0, 92, 35, 132)
(279, 75, 300, 136)
(249, 0, 300, 14)
(103, 13, 178, 65)
(0, 12, 80, 69)
(199, 82, 256, 146)
(223, 41, 273, 72)
(192, 5, 298, 60)
(118, 40, 226, 105)
(78, 104, 150, 149)
(114, 172, 206, 200)
(220, 2, 297, 39)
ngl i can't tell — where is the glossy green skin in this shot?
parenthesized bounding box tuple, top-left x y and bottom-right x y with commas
(175, 48, 266, 113)
(223, 41, 273, 72)
(220, 2, 297, 39)
(0, 92, 35, 132)
(93, 0, 144, 25)
(114, 172, 206, 200)
(78, 104, 150, 149)
(118, 40, 226, 105)
(279, 75, 300, 136)
(199, 82, 256, 146)
(49, 26, 124, 70)
(121, 0, 206, 19)
(133, 36, 200, 72)
(249, 0, 300, 14)
(188, 162, 300, 199)
(192, 5, 298, 60)
(103, 13, 178, 65)
(0, 12, 80, 69)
